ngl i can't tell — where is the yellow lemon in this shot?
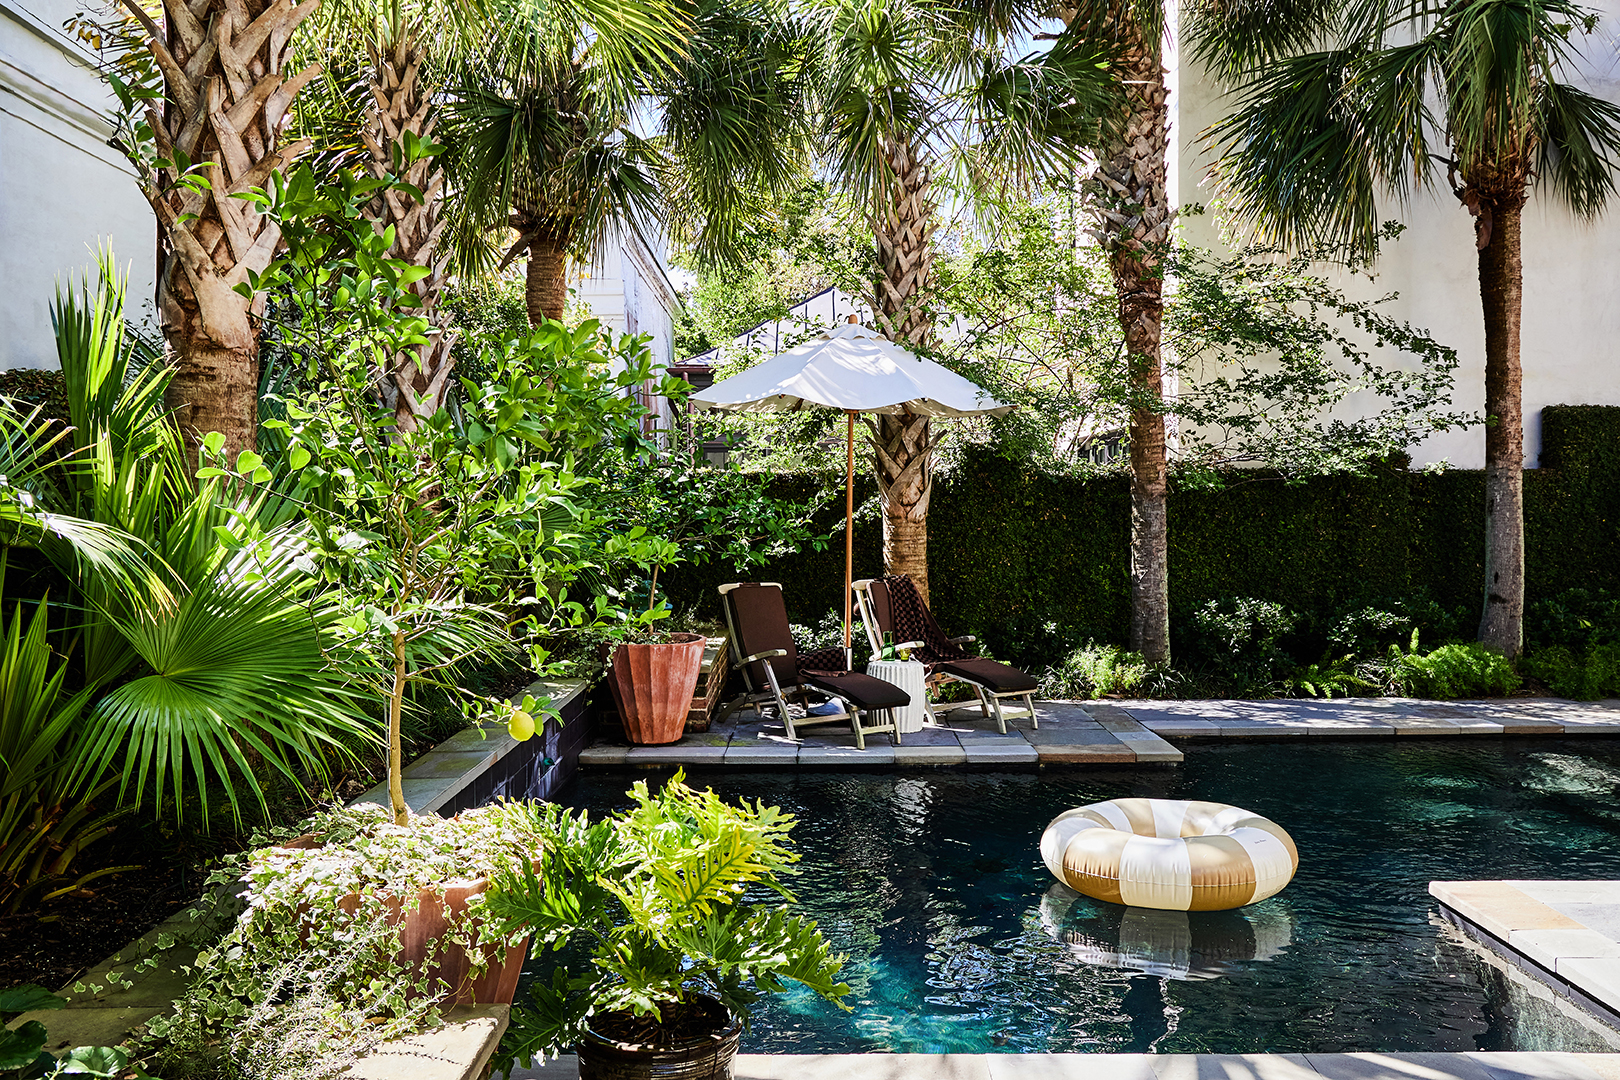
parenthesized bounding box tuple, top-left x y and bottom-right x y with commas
(507, 709, 536, 741)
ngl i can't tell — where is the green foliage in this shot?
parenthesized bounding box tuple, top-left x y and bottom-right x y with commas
(144, 802, 543, 1080)
(0, 249, 377, 842)
(0, 592, 130, 914)
(487, 772, 849, 1072)
(0, 370, 68, 430)
(0, 985, 153, 1079)
(1521, 644, 1620, 701)
(1040, 642, 1148, 700)
(664, 404, 1620, 693)
(1389, 640, 1521, 699)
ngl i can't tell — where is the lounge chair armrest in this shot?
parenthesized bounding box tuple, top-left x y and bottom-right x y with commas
(948, 635, 976, 645)
(898, 640, 926, 652)
(741, 648, 788, 664)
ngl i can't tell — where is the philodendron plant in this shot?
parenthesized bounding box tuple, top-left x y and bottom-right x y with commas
(485, 772, 850, 1071)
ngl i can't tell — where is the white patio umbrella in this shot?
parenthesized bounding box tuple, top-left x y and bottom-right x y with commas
(688, 320, 1014, 659)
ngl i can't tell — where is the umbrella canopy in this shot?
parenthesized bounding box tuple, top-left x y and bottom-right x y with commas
(687, 320, 1013, 668)
(689, 322, 1014, 417)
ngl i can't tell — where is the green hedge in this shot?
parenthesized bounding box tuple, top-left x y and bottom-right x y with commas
(662, 405, 1620, 670)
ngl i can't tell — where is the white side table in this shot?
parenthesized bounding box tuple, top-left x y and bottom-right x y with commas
(865, 659, 928, 734)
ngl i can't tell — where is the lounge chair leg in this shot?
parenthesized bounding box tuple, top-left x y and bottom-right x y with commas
(1025, 694, 1038, 728)
(852, 711, 866, 750)
(990, 693, 1008, 735)
(893, 716, 902, 745)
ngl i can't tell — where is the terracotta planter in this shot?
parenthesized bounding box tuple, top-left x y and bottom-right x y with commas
(577, 995, 741, 1080)
(279, 838, 531, 1006)
(609, 633, 706, 746)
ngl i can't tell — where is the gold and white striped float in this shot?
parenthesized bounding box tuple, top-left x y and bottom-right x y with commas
(1040, 798, 1298, 911)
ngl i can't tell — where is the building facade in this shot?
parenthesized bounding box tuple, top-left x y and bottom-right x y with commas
(1, 0, 155, 370)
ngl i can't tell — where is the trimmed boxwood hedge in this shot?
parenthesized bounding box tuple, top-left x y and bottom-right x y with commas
(661, 405, 1620, 669)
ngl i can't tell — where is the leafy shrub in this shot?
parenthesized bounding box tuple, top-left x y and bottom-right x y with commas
(1041, 642, 1148, 699)
(1389, 641, 1520, 699)
(1280, 656, 1377, 698)
(1521, 643, 1620, 700)
(1328, 595, 1468, 659)
(1188, 597, 1300, 691)
(1527, 589, 1620, 651)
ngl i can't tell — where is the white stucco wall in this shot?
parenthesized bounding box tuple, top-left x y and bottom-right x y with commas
(1, 0, 155, 370)
(572, 222, 682, 433)
(1172, 16, 1620, 469)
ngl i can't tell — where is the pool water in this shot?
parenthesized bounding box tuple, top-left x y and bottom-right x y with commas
(539, 741, 1620, 1055)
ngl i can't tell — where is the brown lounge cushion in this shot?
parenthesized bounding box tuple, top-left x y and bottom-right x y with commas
(801, 670, 912, 712)
(936, 657, 1039, 694)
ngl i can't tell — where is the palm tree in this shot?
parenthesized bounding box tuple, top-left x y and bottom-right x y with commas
(442, 0, 781, 327)
(1204, 0, 1620, 657)
(445, 49, 659, 325)
(1049, 0, 1174, 660)
(806, 0, 1118, 603)
(111, 0, 324, 461)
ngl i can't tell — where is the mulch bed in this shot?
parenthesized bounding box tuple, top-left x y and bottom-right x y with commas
(0, 844, 205, 992)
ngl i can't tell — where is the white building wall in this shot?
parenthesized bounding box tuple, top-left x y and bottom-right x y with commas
(1, 0, 155, 370)
(572, 222, 682, 433)
(1173, 18, 1620, 470)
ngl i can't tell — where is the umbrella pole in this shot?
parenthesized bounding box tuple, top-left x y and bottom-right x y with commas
(845, 410, 855, 668)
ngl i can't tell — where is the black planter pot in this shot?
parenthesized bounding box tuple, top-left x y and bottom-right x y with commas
(577, 996, 742, 1080)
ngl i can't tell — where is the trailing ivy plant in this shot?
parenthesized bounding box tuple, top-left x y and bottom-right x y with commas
(142, 801, 546, 1080)
(486, 772, 849, 1071)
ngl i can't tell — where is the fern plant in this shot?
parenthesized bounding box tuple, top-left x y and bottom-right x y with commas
(485, 772, 849, 1071)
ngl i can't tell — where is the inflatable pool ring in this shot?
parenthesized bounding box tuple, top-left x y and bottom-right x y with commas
(1040, 798, 1298, 911)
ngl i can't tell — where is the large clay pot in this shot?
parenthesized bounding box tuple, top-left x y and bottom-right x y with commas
(577, 995, 742, 1080)
(608, 633, 706, 746)
(279, 837, 530, 1006)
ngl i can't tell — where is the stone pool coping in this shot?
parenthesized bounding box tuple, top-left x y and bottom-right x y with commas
(1432, 880, 1620, 1031)
(506, 1051, 1620, 1079)
(1115, 698, 1620, 739)
(355, 677, 589, 813)
(578, 696, 1620, 770)
(581, 701, 1184, 767)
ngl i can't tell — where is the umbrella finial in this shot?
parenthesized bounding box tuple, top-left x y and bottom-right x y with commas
(847, 314, 859, 324)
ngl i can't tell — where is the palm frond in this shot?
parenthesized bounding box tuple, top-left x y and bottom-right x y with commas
(1536, 78, 1620, 217)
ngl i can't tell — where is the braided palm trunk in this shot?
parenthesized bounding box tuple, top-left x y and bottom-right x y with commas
(871, 137, 937, 604)
(361, 36, 456, 432)
(122, 0, 322, 461)
(1093, 27, 1173, 663)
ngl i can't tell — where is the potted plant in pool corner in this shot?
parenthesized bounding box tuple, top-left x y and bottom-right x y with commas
(601, 529, 706, 745)
(484, 771, 851, 1080)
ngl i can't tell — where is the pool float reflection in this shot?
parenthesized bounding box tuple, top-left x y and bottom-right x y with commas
(1039, 883, 1293, 981)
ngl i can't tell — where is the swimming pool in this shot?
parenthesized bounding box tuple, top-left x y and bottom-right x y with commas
(538, 741, 1620, 1055)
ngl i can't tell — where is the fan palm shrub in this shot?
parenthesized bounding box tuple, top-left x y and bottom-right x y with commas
(1, 252, 381, 836)
(0, 593, 129, 914)
(1204, 0, 1620, 658)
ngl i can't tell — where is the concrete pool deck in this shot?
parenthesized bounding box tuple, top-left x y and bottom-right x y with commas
(506, 1050, 1620, 1079)
(577, 697, 1620, 770)
(1433, 880, 1620, 1032)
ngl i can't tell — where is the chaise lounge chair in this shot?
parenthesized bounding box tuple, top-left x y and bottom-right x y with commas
(719, 582, 909, 749)
(852, 574, 1040, 734)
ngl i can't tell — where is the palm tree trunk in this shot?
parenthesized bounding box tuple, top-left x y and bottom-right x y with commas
(525, 236, 569, 325)
(362, 34, 456, 434)
(119, 0, 322, 464)
(872, 136, 937, 603)
(1095, 28, 1173, 663)
(1477, 195, 1526, 657)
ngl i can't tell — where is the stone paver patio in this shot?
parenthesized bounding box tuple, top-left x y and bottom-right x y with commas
(577, 697, 1620, 770)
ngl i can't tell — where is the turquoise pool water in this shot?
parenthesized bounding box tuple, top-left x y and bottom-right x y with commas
(541, 741, 1620, 1054)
